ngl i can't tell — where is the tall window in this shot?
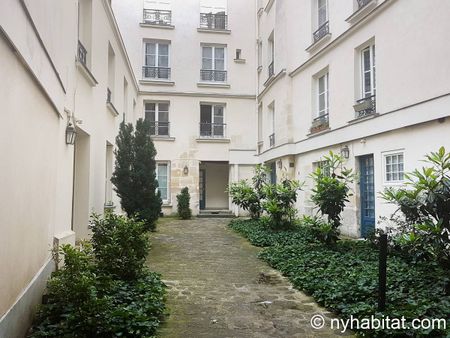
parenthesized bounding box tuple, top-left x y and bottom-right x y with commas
(268, 32, 274, 77)
(361, 44, 376, 98)
(144, 42, 170, 79)
(200, 104, 225, 138)
(318, 0, 328, 27)
(384, 153, 404, 183)
(156, 162, 169, 201)
(145, 102, 169, 136)
(257, 104, 263, 143)
(317, 73, 329, 117)
(268, 102, 275, 147)
(201, 46, 226, 82)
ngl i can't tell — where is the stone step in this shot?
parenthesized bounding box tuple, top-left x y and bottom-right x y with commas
(197, 210, 235, 218)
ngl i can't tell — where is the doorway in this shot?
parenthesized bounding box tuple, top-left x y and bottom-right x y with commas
(359, 154, 375, 237)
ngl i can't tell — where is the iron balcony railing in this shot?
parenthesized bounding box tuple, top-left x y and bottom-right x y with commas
(78, 40, 87, 66)
(310, 113, 329, 133)
(357, 0, 373, 9)
(313, 21, 329, 43)
(106, 88, 112, 103)
(200, 69, 227, 82)
(149, 121, 170, 137)
(200, 12, 228, 30)
(268, 61, 274, 78)
(269, 133, 275, 148)
(142, 66, 171, 80)
(199, 123, 226, 138)
(354, 94, 376, 119)
(143, 9, 172, 25)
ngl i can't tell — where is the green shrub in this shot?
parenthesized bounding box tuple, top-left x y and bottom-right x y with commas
(381, 147, 450, 271)
(90, 213, 149, 281)
(176, 187, 192, 219)
(229, 219, 450, 337)
(261, 179, 301, 229)
(310, 151, 354, 244)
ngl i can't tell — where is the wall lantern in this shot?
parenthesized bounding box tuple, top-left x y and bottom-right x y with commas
(341, 145, 350, 159)
(65, 122, 77, 145)
(183, 165, 189, 175)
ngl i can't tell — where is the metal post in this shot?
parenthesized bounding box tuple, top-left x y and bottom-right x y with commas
(378, 234, 388, 311)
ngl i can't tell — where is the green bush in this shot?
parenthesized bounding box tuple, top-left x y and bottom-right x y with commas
(176, 187, 192, 219)
(90, 213, 149, 281)
(30, 215, 166, 338)
(229, 219, 450, 337)
(310, 151, 354, 244)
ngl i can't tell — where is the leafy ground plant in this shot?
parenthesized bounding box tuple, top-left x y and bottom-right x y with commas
(177, 187, 192, 220)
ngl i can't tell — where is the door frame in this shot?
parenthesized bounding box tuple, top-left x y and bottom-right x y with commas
(199, 168, 206, 210)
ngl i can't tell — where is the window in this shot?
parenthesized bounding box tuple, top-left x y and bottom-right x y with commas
(257, 104, 263, 143)
(201, 46, 226, 82)
(200, 104, 225, 137)
(78, 0, 92, 67)
(268, 32, 274, 77)
(318, 0, 327, 27)
(313, 160, 331, 177)
(143, 42, 170, 79)
(145, 102, 169, 136)
(200, 0, 227, 30)
(257, 40, 262, 69)
(156, 162, 169, 202)
(143, 0, 171, 25)
(268, 102, 275, 147)
(384, 153, 404, 183)
(361, 44, 376, 98)
(107, 44, 115, 103)
(317, 72, 329, 117)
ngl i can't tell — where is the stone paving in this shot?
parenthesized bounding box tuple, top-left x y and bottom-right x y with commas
(146, 218, 353, 338)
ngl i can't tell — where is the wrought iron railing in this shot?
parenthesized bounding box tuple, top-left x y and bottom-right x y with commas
(268, 61, 274, 78)
(200, 69, 227, 82)
(310, 113, 329, 133)
(313, 21, 329, 43)
(143, 9, 172, 25)
(200, 12, 228, 30)
(106, 88, 112, 103)
(199, 123, 226, 138)
(78, 40, 87, 66)
(357, 0, 373, 9)
(149, 121, 170, 137)
(269, 133, 275, 147)
(354, 94, 376, 119)
(142, 66, 171, 80)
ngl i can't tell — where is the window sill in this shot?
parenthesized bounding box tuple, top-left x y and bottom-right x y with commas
(234, 58, 246, 64)
(140, 23, 175, 29)
(305, 33, 332, 53)
(307, 126, 331, 137)
(106, 101, 119, 117)
(140, 79, 175, 86)
(197, 28, 231, 34)
(263, 74, 275, 87)
(345, 0, 378, 24)
(161, 203, 172, 207)
(196, 138, 230, 143)
(151, 136, 175, 142)
(197, 82, 230, 89)
(76, 60, 98, 87)
(347, 112, 379, 125)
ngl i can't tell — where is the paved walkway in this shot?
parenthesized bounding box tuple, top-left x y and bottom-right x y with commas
(147, 218, 352, 338)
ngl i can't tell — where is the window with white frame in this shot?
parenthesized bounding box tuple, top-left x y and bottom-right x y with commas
(268, 102, 275, 147)
(317, 72, 329, 117)
(201, 46, 226, 82)
(318, 0, 328, 27)
(156, 162, 169, 201)
(313, 160, 331, 177)
(257, 40, 262, 69)
(200, 103, 225, 137)
(145, 102, 169, 136)
(143, 41, 170, 79)
(384, 152, 404, 183)
(257, 104, 263, 143)
(361, 44, 376, 98)
(143, 1, 171, 25)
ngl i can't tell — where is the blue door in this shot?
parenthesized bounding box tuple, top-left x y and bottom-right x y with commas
(199, 169, 206, 210)
(360, 155, 375, 237)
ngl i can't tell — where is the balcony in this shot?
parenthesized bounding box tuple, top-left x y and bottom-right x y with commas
(200, 69, 227, 82)
(357, 0, 373, 9)
(354, 95, 376, 119)
(142, 66, 171, 80)
(77, 40, 87, 67)
(199, 123, 226, 138)
(269, 133, 275, 148)
(313, 21, 329, 43)
(149, 121, 170, 137)
(268, 61, 274, 78)
(310, 113, 329, 134)
(199, 12, 228, 30)
(143, 9, 172, 26)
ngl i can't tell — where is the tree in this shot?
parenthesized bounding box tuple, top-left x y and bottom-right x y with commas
(177, 187, 192, 220)
(111, 119, 162, 231)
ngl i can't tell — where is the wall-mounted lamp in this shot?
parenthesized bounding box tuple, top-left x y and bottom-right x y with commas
(340, 145, 350, 159)
(65, 122, 77, 145)
(183, 165, 189, 175)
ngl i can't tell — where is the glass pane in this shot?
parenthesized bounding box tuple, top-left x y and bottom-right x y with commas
(158, 103, 169, 112)
(202, 47, 212, 58)
(200, 105, 212, 123)
(202, 57, 213, 70)
(363, 49, 370, 71)
(146, 55, 156, 67)
(215, 47, 225, 59)
(318, 7, 327, 26)
(146, 43, 156, 55)
(145, 110, 155, 122)
(145, 102, 156, 112)
(158, 109, 169, 122)
(158, 164, 168, 176)
(215, 59, 225, 71)
(319, 76, 325, 93)
(158, 55, 169, 67)
(159, 188, 167, 200)
(158, 44, 169, 56)
(319, 93, 325, 111)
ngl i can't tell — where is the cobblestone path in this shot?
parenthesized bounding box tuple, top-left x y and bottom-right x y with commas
(146, 218, 353, 338)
